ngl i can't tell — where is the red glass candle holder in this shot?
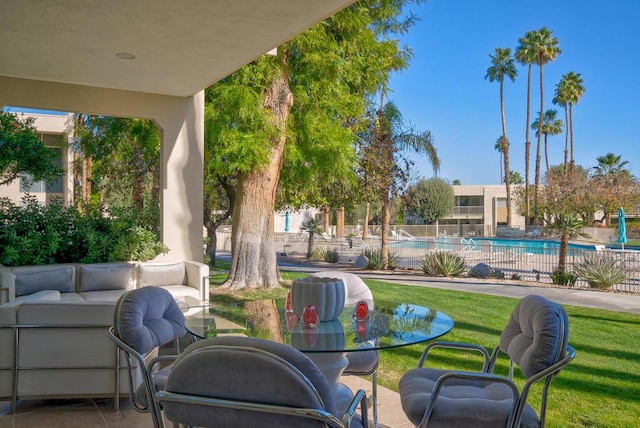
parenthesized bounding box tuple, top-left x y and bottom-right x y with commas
(354, 300, 369, 320)
(285, 291, 293, 312)
(285, 311, 298, 332)
(355, 319, 368, 341)
(301, 304, 318, 328)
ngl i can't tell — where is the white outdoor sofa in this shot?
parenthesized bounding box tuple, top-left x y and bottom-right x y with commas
(0, 260, 209, 412)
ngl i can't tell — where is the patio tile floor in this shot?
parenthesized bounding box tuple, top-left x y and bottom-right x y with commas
(0, 376, 410, 427)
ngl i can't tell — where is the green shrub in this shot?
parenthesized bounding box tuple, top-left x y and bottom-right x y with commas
(421, 251, 465, 277)
(510, 273, 522, 281)
(361, 248, 399, 270)
(0, 195, 166, 266)
(550, 270, 577, 286)
(323, 249, 339, 263)
(573, 254, 628, 289)
(363, 248, 383, 270)
(311, 247, 326, 260)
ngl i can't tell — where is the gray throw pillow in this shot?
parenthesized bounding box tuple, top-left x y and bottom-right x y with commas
(79, 264, 134, 292)
(137, 263, 185, 287)
(14, 267, 75, 297)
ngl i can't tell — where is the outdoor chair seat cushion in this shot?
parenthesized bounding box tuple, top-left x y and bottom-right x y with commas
(345, 348, 377, 374)
(135, 364, 172, 408)
(399, 367, 539, 428)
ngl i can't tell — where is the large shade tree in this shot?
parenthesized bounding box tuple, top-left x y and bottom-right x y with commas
(206, 1, 425, 289)
(591, 153, 638, 225)
(0, 111, 63, 187)
(485, 47, 517, 226)
(405, 177, 454, 224)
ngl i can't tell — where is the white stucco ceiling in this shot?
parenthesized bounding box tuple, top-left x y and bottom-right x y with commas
(0, 0, 354, 97)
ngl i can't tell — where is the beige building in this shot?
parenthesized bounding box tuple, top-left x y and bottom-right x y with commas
(0, 111, 74, 206)
(405, 184, 526, 237)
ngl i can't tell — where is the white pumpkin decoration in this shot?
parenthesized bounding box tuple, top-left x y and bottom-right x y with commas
(290, 276, 345, 321)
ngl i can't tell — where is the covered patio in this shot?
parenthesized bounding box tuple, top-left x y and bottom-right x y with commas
(0, 0, 355, 263)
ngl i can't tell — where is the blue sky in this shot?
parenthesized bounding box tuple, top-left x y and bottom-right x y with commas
(390, 0, 640, 185)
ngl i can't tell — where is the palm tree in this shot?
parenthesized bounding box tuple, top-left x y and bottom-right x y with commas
(593, 152, 630, 176)
(486, 47, 517, 226)
(546, 213, 588, 273)
(531, 109, 563, 171)
(552, 79, 571, 172)
(530, 27, 561, 224)
(300, 217, 323, 259)
(494, 135, 507, 183)
(370, 93, 439, 268)
(553, 72, 584, 175)
(515, 31, 538, 225)
(508, 170, 524, 185)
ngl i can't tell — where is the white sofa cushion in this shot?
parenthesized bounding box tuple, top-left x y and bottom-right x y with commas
(159, 285, 201, 301)
(15, 290, 61, 302)
(80, 289, 128, 303)
(14, 266, 75, 297)
(137, 263, 186, 287)
(78, 263, 134, 292)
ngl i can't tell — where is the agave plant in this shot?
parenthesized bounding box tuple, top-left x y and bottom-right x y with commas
(323, 249, 339, 263)
(573, 254, 628, 289)
(421, 251, 465, 277)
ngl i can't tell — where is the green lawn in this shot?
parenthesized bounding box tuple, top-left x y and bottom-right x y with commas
(210, 272, 640, 427)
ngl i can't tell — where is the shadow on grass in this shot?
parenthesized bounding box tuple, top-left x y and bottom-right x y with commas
(569, 312, 640, 326)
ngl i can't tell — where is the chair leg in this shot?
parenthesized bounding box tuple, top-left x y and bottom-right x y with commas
(371, 371, 378, 428)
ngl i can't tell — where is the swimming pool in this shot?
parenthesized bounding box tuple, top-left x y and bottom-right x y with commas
(390, 237, 595, 255)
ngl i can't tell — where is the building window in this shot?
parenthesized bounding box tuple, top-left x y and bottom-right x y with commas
(19, 148, 63, 193)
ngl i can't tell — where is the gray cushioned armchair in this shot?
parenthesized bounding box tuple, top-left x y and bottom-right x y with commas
(398, 295, 575, 428)
(157, 336, 369, 428)
(107, 286, 201, 428)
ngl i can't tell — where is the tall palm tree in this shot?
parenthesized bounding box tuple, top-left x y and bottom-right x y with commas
(372, 93, 439, 268)
(530, 27, 561, 224)
(531, 109, 563, 171)
(552, 79, 571, 172)
(565, 72, 585, 168)
(494, 135, 506, 183)
(486, 47, 517, 226)
(515, 31, 538, 224)
(593, 152, 630, 176)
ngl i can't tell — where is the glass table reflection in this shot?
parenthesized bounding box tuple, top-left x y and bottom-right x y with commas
(204, 299, 454, 417)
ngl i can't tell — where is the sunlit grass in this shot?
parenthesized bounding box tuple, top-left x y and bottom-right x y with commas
(209, 271, 640, 427)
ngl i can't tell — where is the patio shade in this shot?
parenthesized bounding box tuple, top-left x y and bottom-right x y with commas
(285, 212, 290, 232)
(618, 207, 628, 250)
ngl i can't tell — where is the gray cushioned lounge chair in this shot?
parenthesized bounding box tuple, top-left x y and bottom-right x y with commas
(398, 294, 575, 428)
(107, 286, 200, 428)
(157, 336, 369, 428)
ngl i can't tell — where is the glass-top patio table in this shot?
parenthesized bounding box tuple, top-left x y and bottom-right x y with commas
(194, 298, 454, 418)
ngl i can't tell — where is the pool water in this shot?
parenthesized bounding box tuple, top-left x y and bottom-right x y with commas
(390, 237, 595, 255)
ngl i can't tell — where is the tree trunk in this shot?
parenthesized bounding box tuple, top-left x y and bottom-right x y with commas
(524, 64, 532, 225)
(337, 206, 344, 237)
(544, 134, 549, 171)
(223, 72, 293, 289)
(363, 201, 370, 239)
(533, 62, 544, 225)
(569, 104, 575, 173)
(499, 78, 512, 227)
(563, 105, 569, 173)
(323, 206, 330, 235)
(558, 231, 569, 273)
(381, 194, 390, 269)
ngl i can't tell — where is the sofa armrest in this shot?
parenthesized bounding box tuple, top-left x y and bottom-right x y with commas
(0, 268, 16, 303)
(184, 261, 210, 302)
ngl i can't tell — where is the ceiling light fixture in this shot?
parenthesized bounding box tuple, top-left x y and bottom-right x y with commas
(116, 52, 135, 60)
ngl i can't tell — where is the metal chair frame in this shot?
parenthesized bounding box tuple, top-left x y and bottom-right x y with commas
(410, 301, 575, 428)
(157, 344, 369, 428)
